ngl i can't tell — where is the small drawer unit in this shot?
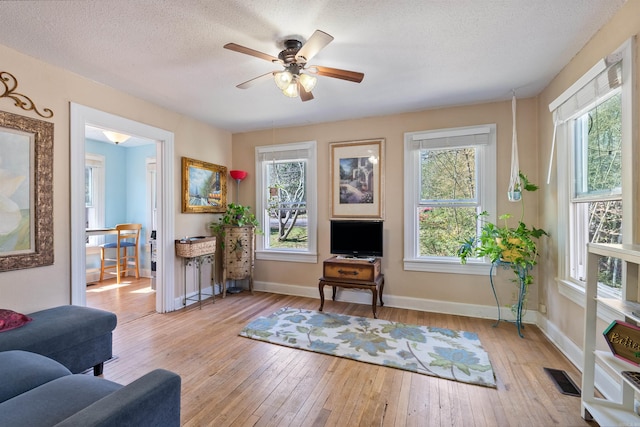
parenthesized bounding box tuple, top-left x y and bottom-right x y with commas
(323, 256, 381, 282)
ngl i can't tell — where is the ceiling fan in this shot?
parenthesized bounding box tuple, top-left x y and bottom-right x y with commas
(224, 30, 364, 102)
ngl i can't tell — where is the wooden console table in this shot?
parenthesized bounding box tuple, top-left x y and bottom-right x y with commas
(318, 256, 384, 318)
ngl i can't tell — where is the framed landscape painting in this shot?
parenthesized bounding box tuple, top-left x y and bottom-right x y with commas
(0, 110, 54, 272)
(330, 138, 385, 219)
(181, 157, 227, 213)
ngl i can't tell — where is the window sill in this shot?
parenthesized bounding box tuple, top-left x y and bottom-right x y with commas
(557, 278, 618, 324)
(256, 250, 318, 264)
(403, 258, 492, 275)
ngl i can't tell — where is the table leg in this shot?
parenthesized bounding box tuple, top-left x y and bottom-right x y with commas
(214, 254, 216, 304)
(318, 280, 325, 312)
(379, 277, 385, 307)
(183, 258, 188, 306)
(332, 286, 337, 301)
(197, 256, 202, 310)
(221, 267, 227, 298)
(371, 288, 378, 319)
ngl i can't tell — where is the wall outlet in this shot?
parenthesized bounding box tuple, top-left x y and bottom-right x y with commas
(539, 303, 547, 314)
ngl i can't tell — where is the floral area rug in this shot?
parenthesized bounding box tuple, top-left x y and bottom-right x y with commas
(239, 307, 496, 388)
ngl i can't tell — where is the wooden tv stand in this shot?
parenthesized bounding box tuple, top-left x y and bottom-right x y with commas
(318, 256, 384, 318)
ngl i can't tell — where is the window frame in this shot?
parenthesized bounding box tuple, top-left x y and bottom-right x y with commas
(567, 92, 623, 288)
(85, 153, 105, 248)
(555, 38, 635, 310)
(403, 124, 496, 274)
(146, 157, 157, 240)
(255, 140, 318, 263)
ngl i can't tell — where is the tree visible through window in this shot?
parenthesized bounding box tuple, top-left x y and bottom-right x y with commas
(570, 92, 622, 290)
(266, 160, 307, 249)
(255, 140, 317, 261)
(419, 147, 478, 257)
(552, 41, 633, 304)
(404, 124, 496, 272)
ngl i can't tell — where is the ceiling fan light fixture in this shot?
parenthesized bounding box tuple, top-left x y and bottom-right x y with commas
(282, 81, 299, 98)
(298, 73, 317, 92)
(274, 71, 293, 90)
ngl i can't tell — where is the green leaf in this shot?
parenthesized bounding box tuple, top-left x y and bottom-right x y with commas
(455, 171, 548, 296)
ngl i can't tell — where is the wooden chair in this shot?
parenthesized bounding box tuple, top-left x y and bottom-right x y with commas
(100, 223, 141, 283)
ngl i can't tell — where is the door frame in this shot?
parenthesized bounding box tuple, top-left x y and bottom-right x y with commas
(70, 103, 176, 312)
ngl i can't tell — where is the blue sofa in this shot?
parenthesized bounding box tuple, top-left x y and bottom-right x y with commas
(0, 305, 117, 375)
(0, 350, 181, 426)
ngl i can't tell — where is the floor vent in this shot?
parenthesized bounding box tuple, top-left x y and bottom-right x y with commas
(544, 367, 581, 397)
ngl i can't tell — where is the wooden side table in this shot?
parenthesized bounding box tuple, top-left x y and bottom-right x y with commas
(175, 237, 216, 309)
(318, 256, 384, 318)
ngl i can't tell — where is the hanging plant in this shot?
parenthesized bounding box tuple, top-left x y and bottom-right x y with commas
(457, 172, 548, 289)
(508, 93, 522, 202)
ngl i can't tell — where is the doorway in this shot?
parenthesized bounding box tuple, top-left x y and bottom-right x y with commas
(70, 104, 176, 312)
(83, 127, 156, 318)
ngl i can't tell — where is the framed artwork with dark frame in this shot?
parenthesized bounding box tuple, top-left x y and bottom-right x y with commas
(181, 157, 227, 213)
(330, 138, 385, 219)
(0, 110, 54, 272)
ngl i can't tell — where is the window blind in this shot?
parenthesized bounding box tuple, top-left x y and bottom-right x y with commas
(257, 143, 311, 162)
(546, 59, 622, 183)
(554, 61, 621, 124)
(412, 125, 491, 149)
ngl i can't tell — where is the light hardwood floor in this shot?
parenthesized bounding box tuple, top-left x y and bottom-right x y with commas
(87, 278, 596, 426)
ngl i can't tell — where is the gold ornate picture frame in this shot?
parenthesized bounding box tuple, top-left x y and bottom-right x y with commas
(181, 157, 227, 213)
(330, 138, 385, 219)
(0, 110, 54, 272)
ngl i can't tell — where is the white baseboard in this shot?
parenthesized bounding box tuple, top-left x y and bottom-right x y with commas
(253, 280, 537, 323)
(536, 312, 621, 403)
(536, 314, 583, 370)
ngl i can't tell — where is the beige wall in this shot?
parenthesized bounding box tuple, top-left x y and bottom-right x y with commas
(232, 97, 541, 310)
(2, 1, 636, 356)
(0, 43, 232, 313)
(537, 1, 640, 349)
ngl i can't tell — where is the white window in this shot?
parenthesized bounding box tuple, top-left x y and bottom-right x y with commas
(146, 158, 157, 235)
(404, 124, 496, 273)
(255, 141, 317, 263)
(553, 39, 633, 301)
(85, 154, 105, 246)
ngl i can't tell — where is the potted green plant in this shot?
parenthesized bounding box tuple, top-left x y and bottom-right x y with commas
(209, 203, 261, 296)
(209, 203, 260, 237)
(457, 172, 548, 288)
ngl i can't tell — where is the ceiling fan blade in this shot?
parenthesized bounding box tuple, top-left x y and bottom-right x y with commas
(295, 30, 334, 63)
(311, 65, 364, 83)
(224, 43, 279, 63)
(236, 72, 276, 89)
(300, 84, 314, 102)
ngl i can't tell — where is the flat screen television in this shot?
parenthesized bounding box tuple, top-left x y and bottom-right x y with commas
(330, 220, 383, 258)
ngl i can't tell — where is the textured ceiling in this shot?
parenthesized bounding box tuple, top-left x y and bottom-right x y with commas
(0, 0, 627, 133)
